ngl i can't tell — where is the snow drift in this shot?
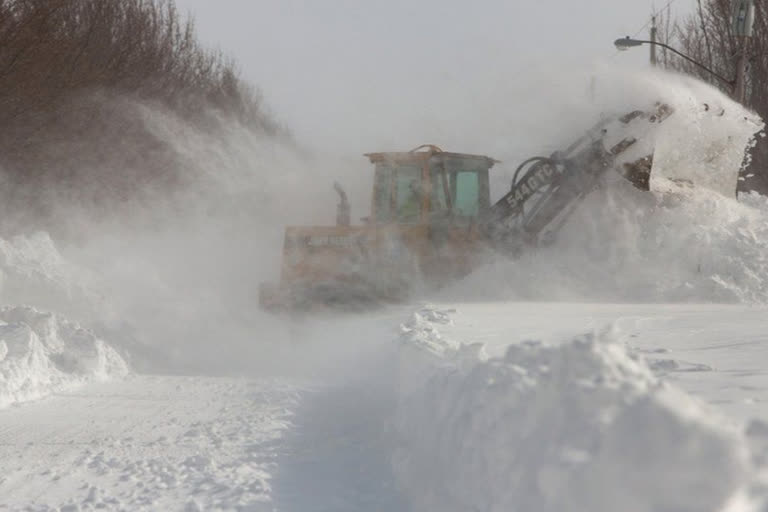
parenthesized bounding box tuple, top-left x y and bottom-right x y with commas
(394, 307, 752, 512)
(454, 186, 768, 303)
(0, 306, 128, 408)
(0, 233, 128, 408)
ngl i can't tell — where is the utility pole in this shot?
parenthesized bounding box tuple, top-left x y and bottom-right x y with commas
(650, 16, 658, 66)
(732, 0, 755, 104)
(734, 41, 749, 103)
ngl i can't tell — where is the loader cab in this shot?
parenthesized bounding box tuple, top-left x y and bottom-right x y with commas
(365, 145, 497, 226)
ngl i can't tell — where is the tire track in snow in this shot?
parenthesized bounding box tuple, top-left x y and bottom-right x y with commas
(273, 356, 408, 511)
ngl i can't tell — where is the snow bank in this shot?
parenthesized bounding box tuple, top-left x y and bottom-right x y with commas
(455, 185, 768, 303)
(0, 232, 132, 406)
(0, 306, 128, 408)
(394, 307, 751, 512)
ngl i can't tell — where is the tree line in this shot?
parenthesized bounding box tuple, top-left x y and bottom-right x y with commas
(0, 0, 281, 234)
(0, 0, 274, 130)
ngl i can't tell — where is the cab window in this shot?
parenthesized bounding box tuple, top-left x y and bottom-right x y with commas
(428, 158, 488, 221)
(453, 171, 480, 217)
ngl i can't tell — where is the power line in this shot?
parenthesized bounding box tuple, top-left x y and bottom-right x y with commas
(630, 17, 654, 40)
(654, 0, 681, 19)
(632, 0, 680, 39)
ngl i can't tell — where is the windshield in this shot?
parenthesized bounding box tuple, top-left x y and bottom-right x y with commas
(429, 157, 489, 220)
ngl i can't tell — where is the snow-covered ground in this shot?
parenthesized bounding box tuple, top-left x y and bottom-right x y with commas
(0, 376, 300, 511)
(394, 304, 768, 512)
(435, 302, 768, 424)
(2, 303, 768, 511)
(0, 306, 128, 409)
(1, 70, 768, 511)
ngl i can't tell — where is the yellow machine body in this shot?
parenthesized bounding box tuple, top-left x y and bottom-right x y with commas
(259, 145, 497, 310)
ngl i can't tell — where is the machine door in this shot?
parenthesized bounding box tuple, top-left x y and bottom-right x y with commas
(424, 158, 491, 285)
(428, 157, 490, 223)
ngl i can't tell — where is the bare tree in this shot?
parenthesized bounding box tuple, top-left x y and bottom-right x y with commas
(0, 0, 284, 235)
(0, 0, 275, 127)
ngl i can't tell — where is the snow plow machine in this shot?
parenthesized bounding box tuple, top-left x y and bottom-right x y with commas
(259, 103, 673, 311)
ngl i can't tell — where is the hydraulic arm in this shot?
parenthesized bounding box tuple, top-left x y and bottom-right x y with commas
(484, 104, 673, 249)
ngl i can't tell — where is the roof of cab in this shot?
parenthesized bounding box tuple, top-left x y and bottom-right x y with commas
(364, 145, 499, 167)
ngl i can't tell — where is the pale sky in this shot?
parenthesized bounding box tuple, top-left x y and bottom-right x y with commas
(174, 0, 695, 154)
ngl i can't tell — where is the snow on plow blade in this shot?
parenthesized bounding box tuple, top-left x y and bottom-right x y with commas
(650, 102, 763, 196)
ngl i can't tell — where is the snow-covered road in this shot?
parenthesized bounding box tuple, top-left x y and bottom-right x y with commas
(0, 376, 300, 511)
(2, 302, 768, 512)
(440, 302, 768, 424)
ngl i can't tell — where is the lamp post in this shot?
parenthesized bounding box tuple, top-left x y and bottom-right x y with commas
(614, 37, 736, 92)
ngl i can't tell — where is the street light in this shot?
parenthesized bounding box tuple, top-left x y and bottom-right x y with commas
(614, 37, 736, 89)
